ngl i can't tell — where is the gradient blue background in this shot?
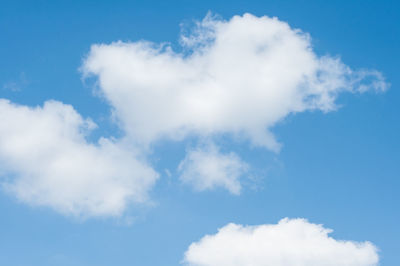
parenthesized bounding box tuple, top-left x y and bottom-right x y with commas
(0, 0, 399, 265)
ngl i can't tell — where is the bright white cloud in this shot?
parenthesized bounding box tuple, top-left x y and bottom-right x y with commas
(0, 13, 389, 217)
(0, 99, 158, 218)
(183, 218, 379, 266)
(82, 13, 387, 152)
(178, 143, 248, 194)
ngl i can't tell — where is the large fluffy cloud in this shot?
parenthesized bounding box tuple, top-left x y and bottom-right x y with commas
(82, 13, 387, 152)
(183, 218, 379, 266)
(0, 13, 388, 217)
(0, 100, 158, 218)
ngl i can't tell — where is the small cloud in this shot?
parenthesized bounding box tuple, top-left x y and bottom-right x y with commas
(178, 142, 248, 195)
(165, 169, 172, 177)
(2, 72, 29, 92)
(3, 81, 21, 92)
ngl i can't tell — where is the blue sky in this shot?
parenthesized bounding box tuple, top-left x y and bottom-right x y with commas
(0, 1, 399, 265)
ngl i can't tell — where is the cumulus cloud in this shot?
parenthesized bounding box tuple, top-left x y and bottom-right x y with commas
(183, 218, 379, 266)
(178, 143, 248, 194)
(82, 13, 387, 152)
(0, 13, 389, 217)
(0, 99, 158, 218)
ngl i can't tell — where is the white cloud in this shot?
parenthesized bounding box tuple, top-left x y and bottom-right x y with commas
(0, 99, 158, 218)
(178, 143, 248, 194)
(82, 13, 387, 152)
(0, 13, 389, 217)
(183, 218, 379, 266)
